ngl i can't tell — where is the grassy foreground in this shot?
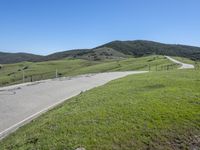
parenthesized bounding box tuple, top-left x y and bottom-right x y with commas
(1, 69, 200, 150)
(0, 55, 176, 86)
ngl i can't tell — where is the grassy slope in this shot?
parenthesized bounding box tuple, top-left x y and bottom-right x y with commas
(172, 56, 195, 64)
(1, 69, 200, 150)
(0, 55, 176, 86)
(99, 40, 200, 60)
(172, 56, 200, 66)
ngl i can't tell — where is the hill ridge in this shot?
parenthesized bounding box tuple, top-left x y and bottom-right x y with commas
(1, 40, 200, 64)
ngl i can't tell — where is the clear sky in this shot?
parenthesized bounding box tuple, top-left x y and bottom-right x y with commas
(0, 0, 200, 55)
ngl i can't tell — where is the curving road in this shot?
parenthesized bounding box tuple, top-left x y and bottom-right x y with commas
(0, 71, 147, 139)
(165, 56, 194, 69)
(0, 56, 194, 140)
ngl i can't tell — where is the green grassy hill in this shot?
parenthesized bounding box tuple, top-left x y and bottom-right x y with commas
(0, 55, 176, 86)
(1, 69, 199, 150)
(1, 40, 200, 64)
(98, 40, 200, 60)
(0, 52, 44, 64)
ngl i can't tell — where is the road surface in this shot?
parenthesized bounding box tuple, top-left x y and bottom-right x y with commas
(0, 71, 147, 139)
(165, 56, 194, 69)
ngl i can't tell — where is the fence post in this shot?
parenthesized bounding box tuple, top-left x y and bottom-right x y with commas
(22, 70, 25, 83)
(56, 69, 58, 78)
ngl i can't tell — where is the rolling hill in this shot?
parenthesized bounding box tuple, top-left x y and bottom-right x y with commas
(1, 40, 200, 64)
(97, 40, 200, 60)
(0, 52, 44, 64)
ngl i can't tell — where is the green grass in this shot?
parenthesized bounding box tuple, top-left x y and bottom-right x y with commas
(172, 56, 200, 68)
(0, 55, 176, 86)
(172, 56, 195, 64)
(1, 69, 200, 150)
(0, 59, 99, 86)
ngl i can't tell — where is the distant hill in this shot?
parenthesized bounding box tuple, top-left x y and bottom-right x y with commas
(1, 40, 200, 64)
(97, 40, 200, 60)
(45, 49, 90, 60)
(0, 52, 44, 64)
(46, 47, 127, 61)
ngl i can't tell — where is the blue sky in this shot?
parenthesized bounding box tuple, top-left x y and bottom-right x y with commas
(0, 0, 200, 55)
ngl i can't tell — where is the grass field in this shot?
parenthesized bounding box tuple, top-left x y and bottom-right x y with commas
(0, 55, 176, 86)
(1, 69, 200, 150)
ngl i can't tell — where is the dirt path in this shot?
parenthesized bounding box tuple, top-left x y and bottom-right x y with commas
(165, 56, 194, 69)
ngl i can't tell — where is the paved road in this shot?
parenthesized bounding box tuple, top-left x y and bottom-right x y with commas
(0, 71, 147, 139)
(165, 56, 194, 69)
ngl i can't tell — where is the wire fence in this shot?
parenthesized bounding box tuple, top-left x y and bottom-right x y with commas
(0, 71, 63, 87)
(0, 63, 199, 87)
(147, 63, 179, 71)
